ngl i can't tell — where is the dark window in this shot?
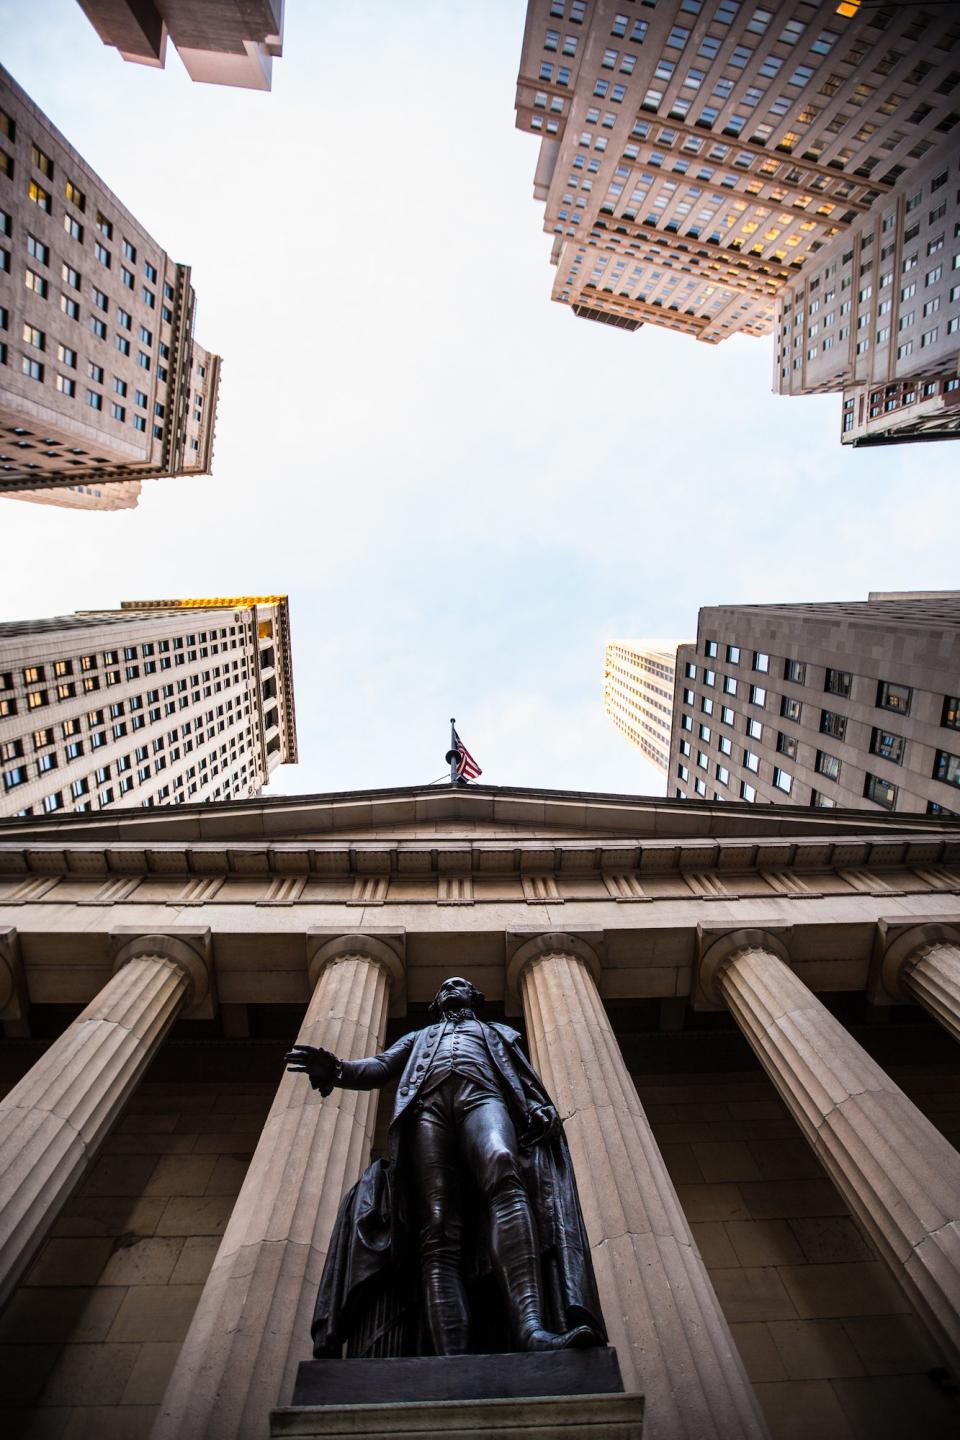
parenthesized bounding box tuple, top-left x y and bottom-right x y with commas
(820, 710, 847, 740)
(870, 728, 904, 764)
(777, 732, 798, 759)
(941, 696, 960, 730)
(877, 679, 911, 715)
(933, 751, 960, 789)
(816, 751, 841, 781)
(864, 773, 897, 809)
(825, 668, 852, 697)
(780, 696, 801, 721)
(927, 801, 957, 816)
(784, 659, 806, 684)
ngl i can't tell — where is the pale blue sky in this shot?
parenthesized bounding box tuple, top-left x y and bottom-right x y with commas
(2, 1, 957, 799)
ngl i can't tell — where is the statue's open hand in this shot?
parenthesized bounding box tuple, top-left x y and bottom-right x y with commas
(522, 1103, 561, 1147)
(284, 1044, 340, 1096)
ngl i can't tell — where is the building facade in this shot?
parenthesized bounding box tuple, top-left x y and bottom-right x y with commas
(0, 596, 297, 819)
(514, 1, 960, 441)
(75, 0, 285, 92)
(0, 783, 959, 1440)
(669, 591, 960, 814)
(603, 638, 686, 774)
(0, 66, 221, 508)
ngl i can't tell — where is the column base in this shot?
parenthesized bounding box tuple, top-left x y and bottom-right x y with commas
(271, 1392, 643, 1439)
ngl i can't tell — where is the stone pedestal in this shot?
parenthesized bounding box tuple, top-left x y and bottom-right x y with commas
(0, 937, 197, 1308)
(511, 934, 769, 1440)
(702, 929, 960, 1371)
(271, 1392, 644, 1439)
(882, 924, 960, 1043)
(152, 936, 401, 1440)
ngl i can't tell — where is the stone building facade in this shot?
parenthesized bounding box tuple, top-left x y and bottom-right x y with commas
(0, 781, 959, 1439)
(0, 65, 220, 508)
(0, 595, 298, 818)
(514, 0, 960, 443)
(669, 591, 960, 815)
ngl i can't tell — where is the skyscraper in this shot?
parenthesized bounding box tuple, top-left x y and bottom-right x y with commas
(668, 590, 960, 814)
(75, 0, 285, 92)
(603, 638, 686, 774)
(515, 1, 960, 442)
(0, 65, 221, 509)
(0, 595, 297, 818)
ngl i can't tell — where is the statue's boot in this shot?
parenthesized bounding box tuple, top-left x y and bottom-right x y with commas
(522, 1324, 605, 1351)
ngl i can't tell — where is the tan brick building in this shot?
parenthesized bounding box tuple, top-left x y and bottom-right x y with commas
(0, 596, 297, 818)
(669, 591, 960, 814)
(0, 66, 220, 509)
(75, 0, 285, 92)
(1, 782, 959, 1439)
(603, 639, 687, 774)
(515, 1, 960, 443)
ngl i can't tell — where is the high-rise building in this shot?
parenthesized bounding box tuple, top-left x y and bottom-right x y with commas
(515, 2, 960, 442)
(75, 0, 285, 92)
(668, 590, 960, 814)
(603, 638, 686, 773)
(1, 782, 960, 1440)
(0, 595, 297, 818)
(0, 65, 221, 509)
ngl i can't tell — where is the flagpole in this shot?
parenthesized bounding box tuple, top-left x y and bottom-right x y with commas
(448, 717, 458, 786)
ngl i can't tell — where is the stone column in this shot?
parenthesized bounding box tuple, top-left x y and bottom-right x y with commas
(881, 922, 960, 1043)
(511, 933, 769, 1440)
(152, 933, 402, 1440)
(701, 928, 960, 1371)
(0, 932, 206, 1309)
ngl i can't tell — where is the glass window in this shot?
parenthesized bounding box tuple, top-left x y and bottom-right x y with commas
(704, 669, 716, 687)
(870, 728, 904, 764)
(943, 696, 960, 731)
(864, 773, 897, 809)
(701, 696, 714, 716)
(876, 679, 912, 715)
(725, 645, 740, 664)
(740, 781, 756, 802)
(747, 718, 762, 740)
(784, 659, 806, 684)
(685, 661, 697, 679)
(716, 764, 729, 785)
(684, 688, 695, 705)
(780, 696, 801, 721)
(773, 768, 792, 794)
(750, 685, 766, 707)
(811, 790, 836, 809)
(723, 676, 737, 695)
(777, 733, 798, 759)
(820, 710, 847, 740)
(825, 668, 852, 697)
(816, 751, 841, 781)
(934, 751, 960, 789)
(705, 640, 718, 658)
(698, 724, 711, 742)
(719, 735, 732, 756)
(681, 714, 693, 731)
(745, 750, 760, 773)
(721, 706, 734, 726)
(753, 652, 770, 673)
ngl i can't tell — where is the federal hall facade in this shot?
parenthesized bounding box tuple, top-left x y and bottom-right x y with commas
(1, 783, 959, 1439)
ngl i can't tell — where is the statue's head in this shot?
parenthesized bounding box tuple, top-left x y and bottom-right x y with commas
(429, 975, 485, 1018)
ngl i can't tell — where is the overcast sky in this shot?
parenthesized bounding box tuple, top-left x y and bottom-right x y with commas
(2, 0, 958, 801)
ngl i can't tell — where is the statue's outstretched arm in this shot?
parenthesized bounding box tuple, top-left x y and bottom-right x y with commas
(285, 1032, 415, 1096)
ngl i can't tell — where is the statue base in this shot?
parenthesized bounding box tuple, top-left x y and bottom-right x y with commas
(271, 1349, 643, 1438)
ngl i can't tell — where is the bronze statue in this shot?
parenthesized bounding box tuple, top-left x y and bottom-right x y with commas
(285, 976, 606, 1359)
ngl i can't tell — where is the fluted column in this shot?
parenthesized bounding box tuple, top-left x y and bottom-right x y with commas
(882, 923, 960, 1044)
(512, 933, 769, 1440)
(702, 928, 960, 1370)
(0, 933, 205, 1308)
(151, 934, 402, 1440)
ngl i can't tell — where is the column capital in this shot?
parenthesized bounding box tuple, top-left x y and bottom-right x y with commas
(110, 926, 215, 1017)
(0, 928, 27, 1021)
(878, 919, 960, 1001)
(505, 929, 603, 1011)
(306, 928, 406, 1014)
(696, 925, 792, 1008)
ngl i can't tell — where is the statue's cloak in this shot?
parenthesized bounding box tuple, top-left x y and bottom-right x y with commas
(310, 1021, 605, 1357)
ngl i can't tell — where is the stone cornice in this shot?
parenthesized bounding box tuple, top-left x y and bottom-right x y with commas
(0, 831, 957, 883)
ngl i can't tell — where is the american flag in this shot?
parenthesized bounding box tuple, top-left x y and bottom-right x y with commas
(453, 730, 482, 781)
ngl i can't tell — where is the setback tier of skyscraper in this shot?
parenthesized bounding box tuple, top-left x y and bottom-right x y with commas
(0, 596, 297, 818)
(0, 65, 221, 509)
(75, 0, 285, 91)
(668, 590, 960, 814)
(515, 1, 960, 444)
